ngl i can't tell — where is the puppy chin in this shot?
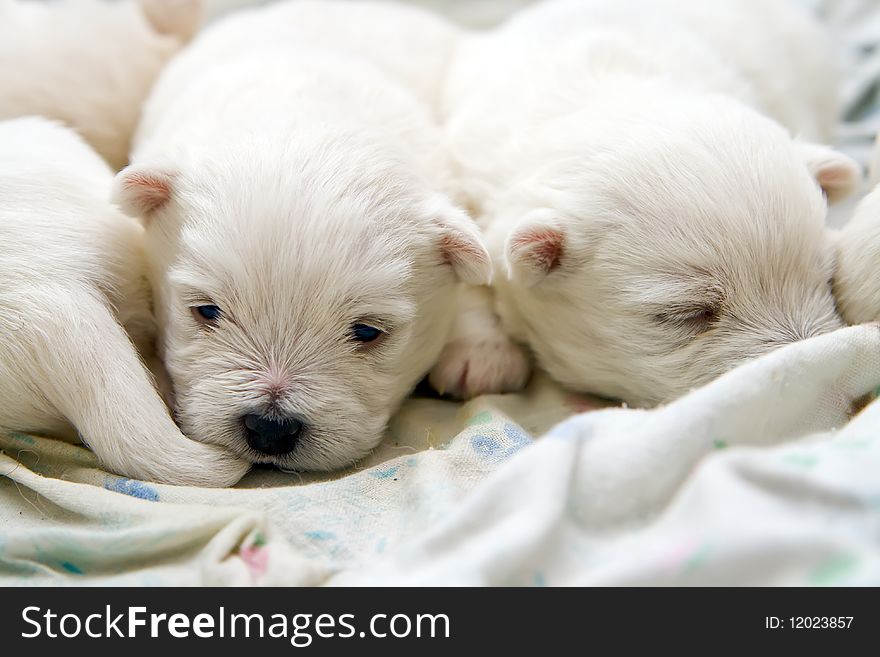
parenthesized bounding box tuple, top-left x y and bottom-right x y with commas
(275, 426, 386, 473)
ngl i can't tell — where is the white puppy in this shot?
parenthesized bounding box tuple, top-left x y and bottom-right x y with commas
(437, 0, 861, 406)
(835, 136, 880, 323)
(114, 3, 489, 472)
(0, 0, 202, 169)
(135, 0, 459, 130)
(0, 117, 247, 486)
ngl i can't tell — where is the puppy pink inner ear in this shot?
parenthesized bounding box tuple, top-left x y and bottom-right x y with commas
(113, 166, 175, 220)
(138, 0, 203, 42)
(813, 160, 861, 203)
(799, 142, 862, 204)
(439, 222, 492, 286)
(506, 218, 565, 286)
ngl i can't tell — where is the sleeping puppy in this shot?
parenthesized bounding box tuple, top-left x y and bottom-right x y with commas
(437, 0, 861, 406)
(834, 136, 880, 323)
(134, 0, 460, 128)
(114, 4, 488, 472)
(0, 0, 202, 169)
(0, 117, 247, 486)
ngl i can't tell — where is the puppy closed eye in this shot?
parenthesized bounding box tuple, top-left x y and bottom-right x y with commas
(653, 306, 719, 334)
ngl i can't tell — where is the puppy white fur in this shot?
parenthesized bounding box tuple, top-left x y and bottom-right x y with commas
(438, 0, 861, 406)
(135, 0, 459, 132)
(0, 0, 201, 169)
(115, 1, 489, 471)
(835, 136, 880, 324)
(0, 117, 248, 486)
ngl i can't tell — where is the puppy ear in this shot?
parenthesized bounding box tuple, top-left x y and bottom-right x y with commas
(798, 142, 862, 203)
(426, 197, 492, 285)
(113, 165, 176, 222)
(137, 0, 203, 42)
(505, 209, 566, 287)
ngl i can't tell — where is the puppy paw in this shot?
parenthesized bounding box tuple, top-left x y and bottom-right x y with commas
(430, 334, 531, 400)
(183, 443, 251, 488)
(133, 441, 251, 488)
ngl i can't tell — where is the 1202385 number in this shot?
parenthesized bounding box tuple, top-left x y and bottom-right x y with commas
(791, 617, 853, 629)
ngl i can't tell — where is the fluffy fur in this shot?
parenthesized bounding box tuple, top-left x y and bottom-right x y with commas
(0, 0, 202, 169)
(135, 0, 458, 135)
(0, 117, 248, 486)
(437, 0, 860, 406)
(115, 1, 488, 472)
(834, 135, 880, 324)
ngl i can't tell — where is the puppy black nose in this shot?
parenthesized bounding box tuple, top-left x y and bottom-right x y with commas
(242, 413, 302, 456)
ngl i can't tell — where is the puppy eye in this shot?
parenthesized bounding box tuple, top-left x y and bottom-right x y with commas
(350, 323, 384, 345)
(653, 306, 718, 334)
(191, 304, 222, 325)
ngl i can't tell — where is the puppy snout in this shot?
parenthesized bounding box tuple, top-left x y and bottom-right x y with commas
(242, 413, 303, 456)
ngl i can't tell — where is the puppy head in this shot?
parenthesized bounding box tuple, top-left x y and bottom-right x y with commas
(114, 135, 488, 470)
(492, 95, 852, 406)
(833, 176, 880, 324)
(831, 133, 880, 325)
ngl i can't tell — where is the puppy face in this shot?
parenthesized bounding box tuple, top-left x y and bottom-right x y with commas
(115, 136, 488, 470)
(492, 97, 855, 406)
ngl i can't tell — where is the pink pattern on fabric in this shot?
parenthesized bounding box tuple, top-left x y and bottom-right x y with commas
(241, 542, 269, 581)
(659, 537, 701, 573)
